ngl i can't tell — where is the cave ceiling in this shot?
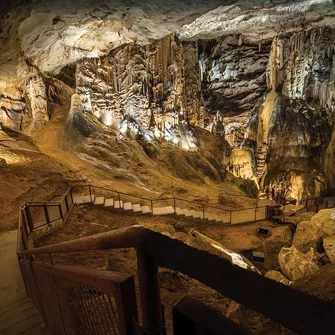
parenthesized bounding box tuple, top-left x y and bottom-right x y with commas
(1, 0, 335, 78)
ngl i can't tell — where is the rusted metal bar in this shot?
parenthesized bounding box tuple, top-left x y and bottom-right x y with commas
(70, 188, 74, 205)
(59, 204, 64, 220)
(44, 205, 50, 225)
(173, 198, 176, 214)
(114, 275, 138, 335)
(136, 245, 164, 335)
(202, 204, 205, 219)
(25, 206, 34, 232)
(19, 226, 152, 256)
(65, 196, 69, 213)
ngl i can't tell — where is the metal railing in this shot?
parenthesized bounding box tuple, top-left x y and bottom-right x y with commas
(74, 184, 272, 224)
(17, 187, 74, 255)
(15, 186, 289, 334)
(19, 259, 137, 335)
(17, 225, 335, 335)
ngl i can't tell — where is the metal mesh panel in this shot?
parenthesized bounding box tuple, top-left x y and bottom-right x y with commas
(61, 278, 120, 335)
(29, 206, 47, 228)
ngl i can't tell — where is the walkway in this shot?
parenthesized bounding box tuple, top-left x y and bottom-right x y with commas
(0, 231, 48, 335)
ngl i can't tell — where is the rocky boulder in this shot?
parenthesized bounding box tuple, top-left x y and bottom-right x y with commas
(278, 246, 322, 281)
(324, 236, 335, 263)
(265, 270, 291, 286)
(262, 225, 292, 270)
(292, 209, 335, 253)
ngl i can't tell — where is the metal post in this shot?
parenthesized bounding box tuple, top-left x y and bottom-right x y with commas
(65, 196, 69, 212)
(89, 185, 93, 203)
(229, 211, 232, 224)
(151, 200, 153, 212)
(70, 188, 74, 205)
(202, 205, 205, 219)
(44, 205, 50, 225)
(25, 206, 34, 232)
(118, 192, 121, 204)
(254, 199, 257, 221)
(136, 245, 165, 335)
(173, 198, 176, 214)
(59, 204, 64, 220)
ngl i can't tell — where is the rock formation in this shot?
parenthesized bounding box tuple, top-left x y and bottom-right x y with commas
(324, 235, 335, 263)
(292, 209, 335, 253)
(0, 1, 335, 201)
(265, 270, 291, 286)
(263, 225, 293, 270)
(278, 246, 322, 281)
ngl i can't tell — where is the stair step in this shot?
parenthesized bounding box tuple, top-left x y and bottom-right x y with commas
(183, 210, 193, 217)
(0, 299, 33, 323)
(123, 202, 133, 211)
(0, 297, 31, 317)
(204, 215, 216, 222)
(153, 206, 175, 216)
(192, 211, 203, 219)
(94, 196, 104, 205)
(104, 199, 114, 207)
(0, 304, 44, 335)
(175, 207, 184, 216)
(24, 322, 50, 335)
(132, 204, 142, 213)
(141, 206, 152, 214)
(114, 200, 123, 209)
(73, 195, 94, 204)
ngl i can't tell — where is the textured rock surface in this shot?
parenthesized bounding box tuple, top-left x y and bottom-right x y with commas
(178, 1, 335, 41)
(0, 1, 335, 200)
(75, 35, 200, 148)
(324, 235, 335, 263)
(292, 263, 335, 301)
(265, 270, 291, 286)
(278, 246, 322, 281)
(263, 225, 293, 270)
(292, 209, 335, 253)
(199, 36, 271, 148)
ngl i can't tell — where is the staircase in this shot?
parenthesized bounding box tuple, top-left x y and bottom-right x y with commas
(73, 195, 231, 224)
(0, 298, 49, 335)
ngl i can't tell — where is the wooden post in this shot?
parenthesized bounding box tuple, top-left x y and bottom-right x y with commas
(136, 245, 164, 334)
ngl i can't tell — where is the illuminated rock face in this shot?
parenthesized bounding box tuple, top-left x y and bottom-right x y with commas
(75, 35, 200, 149)
(254, 27, 335, 198)
(1, 1, 335, 198)
(207, 27, 335, 199)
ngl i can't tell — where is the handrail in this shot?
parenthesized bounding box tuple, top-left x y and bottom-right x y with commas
(19, 225, 151, 256)
(18, 225, 335, 335)
(79, 184, 265, 214)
